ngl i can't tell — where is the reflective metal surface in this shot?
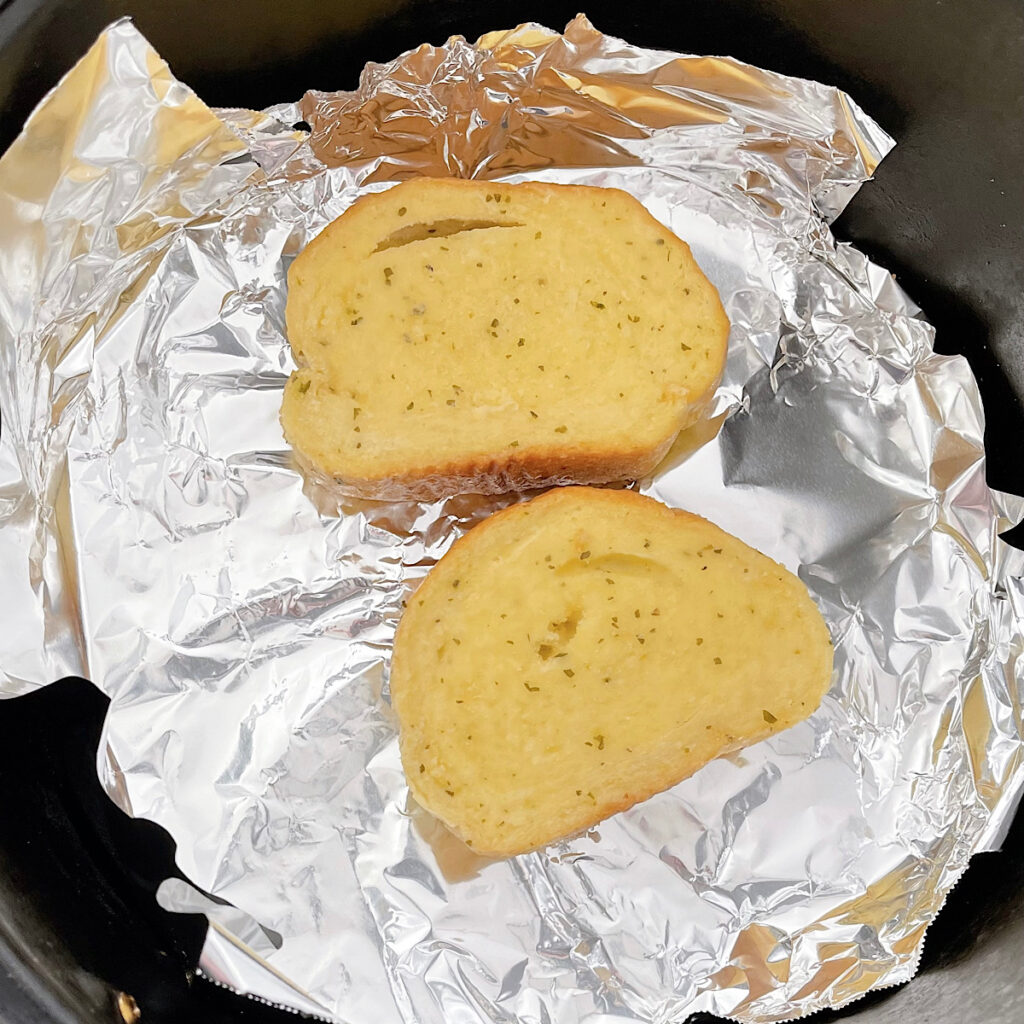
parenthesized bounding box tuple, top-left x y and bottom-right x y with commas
(1, 15, 1023, 1024)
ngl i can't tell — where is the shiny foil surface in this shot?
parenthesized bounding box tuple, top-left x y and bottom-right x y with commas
(2, 15, 1024, 1024)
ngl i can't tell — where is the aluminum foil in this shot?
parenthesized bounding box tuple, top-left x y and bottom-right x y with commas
(2, 14, 1024, 1024)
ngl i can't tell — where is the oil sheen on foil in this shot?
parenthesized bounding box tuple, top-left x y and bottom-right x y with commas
(2, 15, 1024, 1024)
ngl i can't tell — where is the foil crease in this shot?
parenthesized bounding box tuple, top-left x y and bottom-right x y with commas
(2, 14, 1024, 1024)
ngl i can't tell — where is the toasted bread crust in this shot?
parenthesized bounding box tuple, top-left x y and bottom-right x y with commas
(290, 390, 715, 501)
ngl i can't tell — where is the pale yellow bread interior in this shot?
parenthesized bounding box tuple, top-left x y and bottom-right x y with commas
(282, 178, 729, 499)
(390, 487, 833, 857)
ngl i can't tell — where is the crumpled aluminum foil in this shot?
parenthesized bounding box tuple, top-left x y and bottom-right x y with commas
(2, 14, 1023, 1024)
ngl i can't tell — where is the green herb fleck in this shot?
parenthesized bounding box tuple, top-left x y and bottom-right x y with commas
(763, 709, 777, 724)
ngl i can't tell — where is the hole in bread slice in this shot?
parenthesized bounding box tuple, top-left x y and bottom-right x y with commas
(373, 218, 524, 252)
